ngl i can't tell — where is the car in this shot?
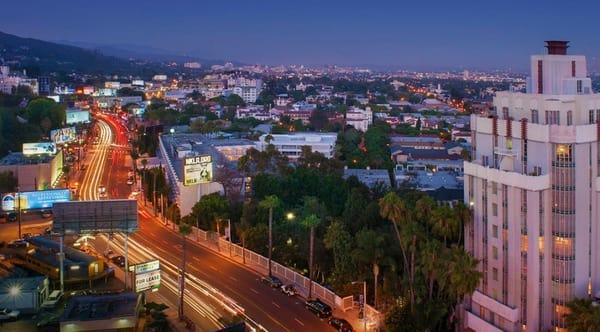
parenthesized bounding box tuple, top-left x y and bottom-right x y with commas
(328, 317, 353, 332)
(126, 177, 134, 185)
(0, 308, 20, 321)
(261, 275, 283, 288)
(44, 227, 53, 235)
(111, 255, 126, 267)
(40, 210, 53, 218)
(41, 290, 63, 309)
(22, 233, 34, 239)
(281, 284, 297, 296)
(7, 240, 28, 249)
(98, 185, 107, 198)
(6, 212, 17, 222)
(69, 290, 89, 297)
(305, 299, 332, 318)
(103, 249, 117, 260)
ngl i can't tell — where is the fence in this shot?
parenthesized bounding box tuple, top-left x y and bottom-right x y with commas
(165, 220, 381, 328)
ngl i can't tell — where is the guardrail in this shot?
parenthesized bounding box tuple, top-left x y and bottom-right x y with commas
(165, 221, 382, 330)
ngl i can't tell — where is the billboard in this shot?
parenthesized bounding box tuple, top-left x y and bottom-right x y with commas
(50, 127, 77, 144)
(183, 155, 213, 186)
(23, 142, 57, 156)
(1, 189, 71, 212)
(52, 199, 138, 234)
(66, 109, 91, 124)
(131, 260, 161, 293)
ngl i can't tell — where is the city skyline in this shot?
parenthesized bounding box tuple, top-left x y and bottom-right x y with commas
(3, 0, 600, 71)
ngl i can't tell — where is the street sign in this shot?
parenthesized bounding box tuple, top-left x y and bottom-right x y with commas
(131, 259, 161, 292)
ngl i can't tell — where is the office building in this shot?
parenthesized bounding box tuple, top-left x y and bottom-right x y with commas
(464, 41, 600, 331)
(256, 133, 337, 159)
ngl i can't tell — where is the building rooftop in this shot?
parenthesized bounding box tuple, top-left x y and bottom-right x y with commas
(61, 293, 140, 322)
(26, 236, 97, 267)
(0, 276, 47, 293)
(0, 152, 56, 166)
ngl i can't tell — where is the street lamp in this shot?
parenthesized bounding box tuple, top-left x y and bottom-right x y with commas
(9, 285, 20, 309)
(352, 281, 367, 332)
(286, 212, 295, 221)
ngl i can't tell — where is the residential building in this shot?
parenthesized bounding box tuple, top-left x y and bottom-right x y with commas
(343, 167, 390, 188)
(463, 41, 600, 332)
(256, 132, 337, 159)
(345, 107, 373, 132)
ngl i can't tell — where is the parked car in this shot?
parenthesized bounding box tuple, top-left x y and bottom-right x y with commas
(281, 284, 297, 296)
(22, 233, 34, 239)
(126, 177, 134, 185)
(41, 210, 53, 218)
(328, 317, 353, 332)
(0, 308, 20, 321)
(7, 240, 28, 249)
(41, 290, 63, 309)
(103, 249, 117, 260)
(6, 212, 17, 222)
(261, 275, 283, 288)
(305, 299, 332, 318)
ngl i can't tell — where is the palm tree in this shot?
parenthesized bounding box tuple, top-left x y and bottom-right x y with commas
(302, 214, 321, 299)
(235, 218, 251, 264)
(419, 239, 442, 300)
(379, 192, 414, 305)
(446, 246, 482, 324)
(352, 228, 386, 308)
(259, 195, 281, 277)
(565, 298, 600, 332)
(430, 205, 457, 247)
(178, 223, 192, 319)
(141, 158, 148, 205)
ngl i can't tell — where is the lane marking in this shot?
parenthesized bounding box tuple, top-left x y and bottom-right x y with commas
(294, 318, 305, 326)
(272, 301, 280, 309)
(209, 265, 217, 271)
(229, 276, 238, 282)
(250, 288, 259, 294)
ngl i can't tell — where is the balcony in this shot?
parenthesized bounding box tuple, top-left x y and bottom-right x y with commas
(466, 310, 504, 332)
(465, 161, 550, 191)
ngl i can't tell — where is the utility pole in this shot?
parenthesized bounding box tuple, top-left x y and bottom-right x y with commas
(16, 186, 21, 239)
(153, 170, 157, 216)
(59, 236, 65, 293)
(268, 207, 273, 277)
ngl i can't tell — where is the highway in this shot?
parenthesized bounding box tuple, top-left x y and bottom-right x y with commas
(80, 114, 335, 331)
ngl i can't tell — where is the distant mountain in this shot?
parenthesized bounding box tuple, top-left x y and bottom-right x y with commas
(57, 40, 234, 67)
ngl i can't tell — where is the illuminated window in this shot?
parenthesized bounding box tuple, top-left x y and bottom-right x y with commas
(493, 225, 499, 238)
(493, 246, 499, 259)
(493, 268, 498, 281)
(492, 203, 498, 216)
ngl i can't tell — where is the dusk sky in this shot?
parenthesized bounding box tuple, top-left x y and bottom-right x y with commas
(3, 0, 600, 71)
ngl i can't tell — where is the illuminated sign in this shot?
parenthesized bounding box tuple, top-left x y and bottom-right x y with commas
(50, 127, 77, 144)
(66, 110, 90, 124)
(1, 189, 71, 212)
(131, 260, 160, 293)
(23, 142, 57, 156)
(183, 155, 212, 186)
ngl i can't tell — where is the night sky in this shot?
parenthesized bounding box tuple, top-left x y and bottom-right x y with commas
(3, 0, 600, 71)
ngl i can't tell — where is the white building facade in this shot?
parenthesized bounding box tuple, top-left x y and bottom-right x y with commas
(346, 107, 373, 132)
(257, 133, 337, 159)
(464, 41, 600, 332)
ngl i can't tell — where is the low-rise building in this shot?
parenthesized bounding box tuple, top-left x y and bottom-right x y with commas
(0, 151, 64, 190)
(0, 276, 50, 314)
(345, 107, 373, 132)
(60, 293, 142, 332)
(256, 132, 337, 159)
(343, 167, 390, 188)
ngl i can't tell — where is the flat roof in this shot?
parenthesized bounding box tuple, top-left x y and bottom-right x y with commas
(0, 152, 57, 166)
(61, 293, 140, 322)
(27, 236, 97, 267)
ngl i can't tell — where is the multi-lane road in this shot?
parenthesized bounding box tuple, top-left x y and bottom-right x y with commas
(79, 114, 335, 331)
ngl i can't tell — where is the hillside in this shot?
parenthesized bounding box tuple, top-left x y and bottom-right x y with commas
(0, 31, 161, 76)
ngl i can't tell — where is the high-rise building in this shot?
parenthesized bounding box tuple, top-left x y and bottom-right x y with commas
(464, 41, 600, 332)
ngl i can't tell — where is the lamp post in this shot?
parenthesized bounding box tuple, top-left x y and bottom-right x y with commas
(16, 186, 21, 239)
(352, 281, 367, 332)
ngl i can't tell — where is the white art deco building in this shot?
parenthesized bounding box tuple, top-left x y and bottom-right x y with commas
(464, 41, 600, 332)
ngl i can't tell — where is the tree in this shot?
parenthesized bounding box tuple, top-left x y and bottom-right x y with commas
(235, 216, 252, 264)
(352, 228, 386, 308)
(259, 195, 281, 277)
(309, 110, 329, 130)
(324, 220, 354, 287)
(445, 246, 482, 324)
(302, 214, 321, 299)
(187, 193, 229, 231)
(178, 222, 192, 319)
(379, 192, 411, 292)
(565, 298, 600, 332)
(62, 165, 71, 188)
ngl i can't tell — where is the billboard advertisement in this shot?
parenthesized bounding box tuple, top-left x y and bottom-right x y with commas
(183, 155, 213, 186)
(50, 127, 77, 144)
(1, 189, 71, 212)
(66, 109, 91, 124)
(131, 260, 161, 293)
(52, 199, 138, 234)
(23, 142, 57, 156)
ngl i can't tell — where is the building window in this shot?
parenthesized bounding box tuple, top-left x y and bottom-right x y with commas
(493, 225, 499, 238)
(493, 246, 499, 259)
(493, 268, 499, 281)
(577, 80, 582, 94)
(492, 203, 498, 216)
(502, 107, 509, 120)
(492, 182, 498, 195)
(537, 60, 543, 94)
(589, 110, 595, 124)
(546, 110, 560, 125)
(531, 109, 539, 124)
(567, 111, 573, 126)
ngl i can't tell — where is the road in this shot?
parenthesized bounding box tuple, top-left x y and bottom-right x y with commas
(81, 114, 334, 331)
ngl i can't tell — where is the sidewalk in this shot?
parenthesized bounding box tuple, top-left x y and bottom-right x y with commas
(143, 201, 377, 331)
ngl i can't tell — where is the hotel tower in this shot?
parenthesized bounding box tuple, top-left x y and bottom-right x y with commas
(464, 41, 600, 331)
